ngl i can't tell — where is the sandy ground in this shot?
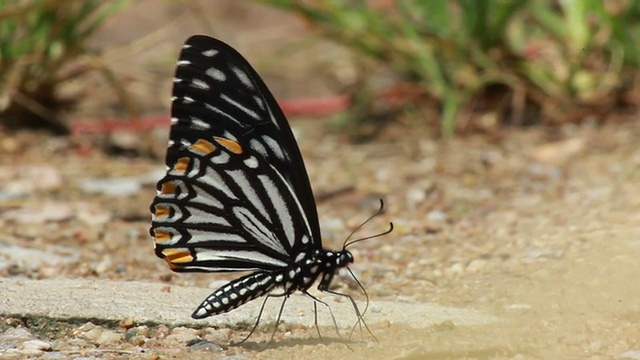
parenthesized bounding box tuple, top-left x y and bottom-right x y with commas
(1, 123, 639, 359)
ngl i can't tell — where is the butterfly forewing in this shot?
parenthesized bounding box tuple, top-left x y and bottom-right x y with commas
(150, 35, 322, 273)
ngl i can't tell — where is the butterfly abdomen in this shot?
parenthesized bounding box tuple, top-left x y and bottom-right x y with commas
(192, 271, 282, 319)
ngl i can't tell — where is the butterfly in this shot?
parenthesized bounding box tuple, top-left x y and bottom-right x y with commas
(149, 35, 391, 343)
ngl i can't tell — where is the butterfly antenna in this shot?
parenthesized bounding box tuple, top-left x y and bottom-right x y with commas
(342, 199, 389, 249)
(345, 222, 393, 249)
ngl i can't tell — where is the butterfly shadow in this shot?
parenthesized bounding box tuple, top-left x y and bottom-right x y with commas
(236, 335, 354, 351)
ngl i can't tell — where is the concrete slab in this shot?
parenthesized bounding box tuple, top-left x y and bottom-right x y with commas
(0, 278, 495, 329)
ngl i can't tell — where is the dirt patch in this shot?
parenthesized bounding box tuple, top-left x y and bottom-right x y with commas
(1, 122, 639, 359)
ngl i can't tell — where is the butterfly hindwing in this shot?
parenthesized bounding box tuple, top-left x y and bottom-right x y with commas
(150, 35, 322, 273)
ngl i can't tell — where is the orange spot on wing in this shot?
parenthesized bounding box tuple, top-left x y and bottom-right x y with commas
(154, 205, 170, 219)
(173, 157, 190, 174)
(161, 248, 193, 269)
(153, 229, 171, 244)
(160, 181, 176, 195)
(190, 139, 216, 155)
(214, 137, 243, 154)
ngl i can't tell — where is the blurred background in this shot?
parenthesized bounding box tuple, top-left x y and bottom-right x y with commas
(4, 0, 640, 140)
(2, 1, 640, 358)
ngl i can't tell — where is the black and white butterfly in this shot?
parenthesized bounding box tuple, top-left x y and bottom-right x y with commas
(150, 35, 391, 343)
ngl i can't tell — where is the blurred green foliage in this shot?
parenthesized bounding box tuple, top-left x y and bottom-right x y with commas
(263, 0, 640, 136)
(0, 0, 127, 133)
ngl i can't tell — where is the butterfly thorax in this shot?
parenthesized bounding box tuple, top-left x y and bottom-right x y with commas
(279, 248, 354, 294)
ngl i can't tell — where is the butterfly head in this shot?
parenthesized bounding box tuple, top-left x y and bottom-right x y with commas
(316, 249, 354, 268)
(339, 249, 354, 266)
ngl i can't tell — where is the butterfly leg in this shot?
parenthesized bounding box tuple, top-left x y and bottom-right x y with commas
(231, 294, 268, 346)
(267, 293, 289, 345)
(231, 293, 288, 346)
(303, 290, 343, 341)
(321, 289, 378, 342)
(313, 301, 322, 340)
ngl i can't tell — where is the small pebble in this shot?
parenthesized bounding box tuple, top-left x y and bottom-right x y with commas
(0, 327, 34, 342)
(505, 303, 532, 310)
(445, 263, 465, 276)
(189, 340, 224, 352)
(95, 330, 123, 345)
(165, 327, 200, 344)
(525, 249, 564, 259)
(426, 210, 447, 223)
(119, 317, 136, 329)
(78, 328, 102, 342)
(126, 325, 149, 337)
(433, 320, 456, 331)
(153, 324, 171, 339)
(620, 350, 640, 360)
(94, 258, 112, 274)
(20, 339, 52, 351)
(406, 186, 426, 208)
(466, 259, 487, 272)
(78, 177, 141, 197)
